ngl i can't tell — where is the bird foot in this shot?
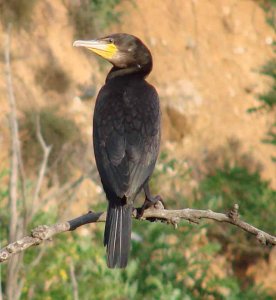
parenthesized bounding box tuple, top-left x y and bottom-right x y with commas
(136, 195, 164, 219)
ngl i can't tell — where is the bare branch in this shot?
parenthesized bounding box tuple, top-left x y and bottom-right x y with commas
(0, 203, 275, 264)
(37, 174, 86, 212)
(5, 23, 18, 244)
(29, 115, 52, 219)
(4, 23, 23, 300)
(15, 278, 25, 300)
(27, 247, 46, 272)
(0, 246, 2, 300)
(69, 260, 79, 300)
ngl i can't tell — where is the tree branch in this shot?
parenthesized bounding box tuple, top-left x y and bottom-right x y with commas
(5, 23, 24, 300)
(5, 23, 18, 246)
(0, 203, 275, 263)
(69, 260, 79, 300)
(28, 115, 52, 221)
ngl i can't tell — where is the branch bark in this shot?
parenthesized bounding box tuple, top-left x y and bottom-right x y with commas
(0, 203, 275, 264)
(5, 23, 18, 248)
(28, 115, 52, 221)
(69, 260, 79, 300)
(4, 23, 23, 300)
(0, 244, 2, 300)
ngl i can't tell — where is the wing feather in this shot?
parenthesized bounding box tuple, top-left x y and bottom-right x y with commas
(93, 80, 160, 201)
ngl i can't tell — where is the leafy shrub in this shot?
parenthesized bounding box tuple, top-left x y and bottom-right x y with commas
(248, 59, 276, 112)
(247, 58, 276, 161)
(13, 207, 274, 300)
(250, 1, 276, 160)
(35, 62, 71, 94)
(261, 0, 276, 30)
(193, 139, 275, 229)
(67, 0, 122, 38)
(198, 165, 276, 232)
(1, 150, 275, 299)
(0, 0, 37, 28)
(151, 139, 275, 287)
(192, 147, 276, 284)
(21, 108, 84, 182)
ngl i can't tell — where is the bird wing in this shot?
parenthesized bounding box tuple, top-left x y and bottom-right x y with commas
(93, 82, 160, 200)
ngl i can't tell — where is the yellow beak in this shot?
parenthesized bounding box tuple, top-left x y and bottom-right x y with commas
(73, 39, 117, 60)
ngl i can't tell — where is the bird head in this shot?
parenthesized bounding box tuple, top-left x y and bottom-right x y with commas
(73, 33, 152, 70)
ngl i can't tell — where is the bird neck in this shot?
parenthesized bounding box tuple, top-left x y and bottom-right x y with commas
(106, 63, 152, 82)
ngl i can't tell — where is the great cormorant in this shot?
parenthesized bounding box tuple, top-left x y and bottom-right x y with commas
(73, 33, 161, 268)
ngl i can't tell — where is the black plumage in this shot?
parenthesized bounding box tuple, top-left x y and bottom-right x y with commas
(74, 33, 161, 268)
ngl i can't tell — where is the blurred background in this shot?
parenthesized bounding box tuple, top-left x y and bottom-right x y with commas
(0, 0, 275, 299)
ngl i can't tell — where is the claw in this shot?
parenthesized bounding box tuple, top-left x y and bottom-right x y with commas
(136, 182, 165, 220)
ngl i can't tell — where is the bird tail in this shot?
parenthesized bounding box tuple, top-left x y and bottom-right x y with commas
(104, 200, 132, 268)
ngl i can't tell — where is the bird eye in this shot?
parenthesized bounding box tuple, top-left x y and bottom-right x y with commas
(108, 38, 114, 43)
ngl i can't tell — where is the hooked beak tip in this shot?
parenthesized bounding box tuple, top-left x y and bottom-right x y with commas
(73, 41, 80, 47)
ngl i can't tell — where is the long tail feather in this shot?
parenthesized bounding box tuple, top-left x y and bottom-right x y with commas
(104, 202, 132, 268)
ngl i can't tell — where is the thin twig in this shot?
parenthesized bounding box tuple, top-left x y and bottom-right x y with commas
(29, 115, 52, 220)
(0, 203, 275, 264)
(15, 278, 25, 300)
(5, 23, 22, 300)
(0, 231, 2, 300)
(69, 260, 79, 300)
(5, 24, 18, 245)
(37, 174, 87, 212)
(17, 134, 27, 229)
(27, 247, 46, 271)
(38, 168, 97, 209)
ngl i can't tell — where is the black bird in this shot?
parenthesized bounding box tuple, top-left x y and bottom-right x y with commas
(73, 33, 161, 268)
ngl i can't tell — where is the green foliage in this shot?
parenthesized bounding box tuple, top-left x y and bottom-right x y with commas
(0, 0, 37, 28)
(68, 0, 123, 38)
(197, 165, 276, 232)
(0, 170, 9, 243)
(262, 0, 276, 30)
(21, 108, 83, 182)
(248, 58, 276, 160)
(189, 145, 275, 284)
(5, 208, 272, 300)
(152, 151, 193, 208)
(1, 150, 275, 299)
(248, 59, 276, 112)
(207, 277, 274, 300)
(0, 171, 9, 297)
(261, 58, 276, 80)
(251, 1, 276, 160)
(262, 123, 276, 161)
(263, 124, 276, 146)
(35, 62, 71, 94)
(128, 222, 219, 300)
(157, 144, 275, 292)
